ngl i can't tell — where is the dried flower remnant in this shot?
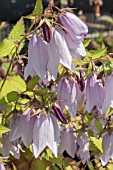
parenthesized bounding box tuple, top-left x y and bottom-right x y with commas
(32, 113, 60, 158)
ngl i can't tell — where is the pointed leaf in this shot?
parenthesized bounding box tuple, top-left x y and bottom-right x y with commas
(33, 0, 43, 18)
(0, 125, 10, 135)
(90, 137, 103, 152)
(27, 76, 39, 91)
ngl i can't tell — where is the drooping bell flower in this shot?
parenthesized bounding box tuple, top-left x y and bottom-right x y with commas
(2, 132, 21, 159)
(0, 164, 5, 170)
(59, 12, 88, 61)
(59, 126, 77, 158)
(85, 74, 105, 113)
(47, 29, 76, 80)
(32, 113, 60, 158)
(52, 104, 67, 124)
(59, 12, 88, 44)
(57, 77, 77, 117)
(11, 108, 36, 148)
(100, 132, 113, 166)
(102, 74, 113, 114)
(76, 133, 90, 164)
(24, 34, 49, 80)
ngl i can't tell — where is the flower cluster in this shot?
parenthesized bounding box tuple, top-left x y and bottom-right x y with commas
(24, 11, 88, 81)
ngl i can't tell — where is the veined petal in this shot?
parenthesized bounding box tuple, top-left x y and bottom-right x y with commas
(0, 164, 5, 170)
(32, 113, 60, 158)
(59, 126, 77, 158)
(24, 34, 49, 80)
(60, 12, 88, 44)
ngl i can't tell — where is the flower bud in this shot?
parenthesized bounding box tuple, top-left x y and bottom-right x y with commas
(52, 105, 67, 124)
(42, 23, 51, 43)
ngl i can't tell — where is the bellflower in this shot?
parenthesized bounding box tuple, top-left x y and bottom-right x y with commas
(100, 132, 113, 166)
(85, 74, 105, 113)
(2, 132, 21, 159)
(76, 133, 90, 164)
(24, 34, 49, 80)
(102, 74, 113, 114)
(0, 164, 5, 170)
(59, 126, 77, 158)
(32, 113, 60, 158)
(59, 12, 88, 61)
(11, 108, 36, 148)
(47, 29, 76, 80)
(57, 77, 77, 117)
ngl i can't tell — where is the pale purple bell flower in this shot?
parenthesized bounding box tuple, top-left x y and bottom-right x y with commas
(0, 164, 5, 170)
(11, 108, 36, 148)
(60, 12, 88, 44)
(85, 74, 105, 113)
(24, 34, 49, 80)
(32, 113, 60, 158)
(57, 77, 77, 117)
(100, 132, 113, 166)
(102, 74, 113, 114)
(59, 126, 77, 158)
(76, 133, 90, 164)
(47, 29, 76, 80)
(2, 132, 21, 159)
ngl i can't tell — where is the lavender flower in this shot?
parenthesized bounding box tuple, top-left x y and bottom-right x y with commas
(85, 74, 105, 113)
(76, 133, 90, 164)
(11, 108, 36, 148)
(57, 77, 77, 117)
(47, 29, 76, 80)
(59, 126, 77, 158)
(24, 34, 49, 80)
(102, 74, 113, 113)
(32, 113, 60, 158)
(100, 132, 113, 166)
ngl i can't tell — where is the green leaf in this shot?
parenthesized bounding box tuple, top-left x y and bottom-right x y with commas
(90, 137, 103, 152)
(0, 125, 10, 135)
(0, 76, 26, 98)
(88, 48, 107, 60)
(7, 91, 19, 103)
(95, 119, 103, 133)
(0, 97, 8, 110)
(30, 158, 52, 170)
(25, 0, 43, 19)
(83, 39, 91, 47)
(27, 76, 39, 91)
(8, 18, 25, 41)
(88, 162, 94, 170)
(0, 39, 15, 58)
(33, 0, 43, 18)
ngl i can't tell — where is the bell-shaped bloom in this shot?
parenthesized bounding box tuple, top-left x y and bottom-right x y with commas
(32, 113, 60, 158)
(60, 12, 88, 43)
(0, 164, 5, 170)
(57, 77, 77, 117)
(85, 74, 105, 113)
(2, 132, 21, 159)
(47, 29, 76, 80)
(24, 34, 49, 80)
(59, 126, 77, 158)
(11, 108, 36, 148)
(100, 132, 113, 166)
(59, 12, 88, 61)
(102, 74, 113, 114)
(76, 133, 90, 164)
(42, 22, 51, 43)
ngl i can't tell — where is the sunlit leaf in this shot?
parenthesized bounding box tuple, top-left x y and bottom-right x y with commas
(90, 137, 103, 152)
(83, 39, 91, 47)
(0, 125, 10, 135)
